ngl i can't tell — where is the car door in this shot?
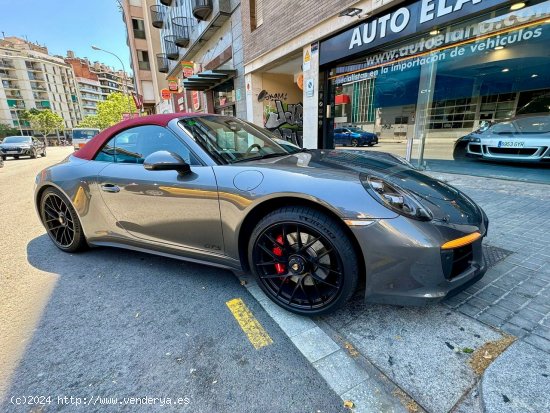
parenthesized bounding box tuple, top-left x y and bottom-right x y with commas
(95, 124, 224, 253)
(334, 128, 344, 145)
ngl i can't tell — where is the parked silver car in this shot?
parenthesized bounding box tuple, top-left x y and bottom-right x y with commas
(456, 116, 550, 163)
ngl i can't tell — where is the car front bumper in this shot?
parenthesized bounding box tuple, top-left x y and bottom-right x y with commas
(348, 210, 489, 305)
(0, 147, 33, 156)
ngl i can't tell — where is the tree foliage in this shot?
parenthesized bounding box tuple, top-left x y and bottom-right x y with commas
(78, 92, 137, 130)
(0, 123, 20, 139)
(28, 109, 64, 138)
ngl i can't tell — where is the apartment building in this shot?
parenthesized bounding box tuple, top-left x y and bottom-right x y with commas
(0, 37, 81, 135)
(121, 0, 169, 114)
(65, 52, 135, 117)
(149, 0, 245, 117)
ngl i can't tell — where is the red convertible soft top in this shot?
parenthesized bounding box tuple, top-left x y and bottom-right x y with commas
(73, 113, 199, 160)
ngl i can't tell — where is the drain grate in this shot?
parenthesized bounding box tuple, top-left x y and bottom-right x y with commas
(483, 244, 513, 268)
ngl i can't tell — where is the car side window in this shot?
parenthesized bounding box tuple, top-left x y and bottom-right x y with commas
(334, 128, 342, 134)
(94, 125, 200, 165)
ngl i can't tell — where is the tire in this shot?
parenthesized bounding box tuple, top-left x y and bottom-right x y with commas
(248, 206, 359, 316)
(40, 187, 88, 253)
(351, 138, 359, 147)
(1, 155, 5, 161)
(14, 155, 19, 159)
(31, 149, 37, 159)
(41, 148, 47, 157)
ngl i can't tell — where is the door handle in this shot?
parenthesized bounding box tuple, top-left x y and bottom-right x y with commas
(101, 184, 120, 193)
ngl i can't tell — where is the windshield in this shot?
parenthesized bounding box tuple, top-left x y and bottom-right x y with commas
(489, 116, 550, 135)
(3, 136, 31, 143)
(179, 116, 290, 164)
(73, 129, 100, 140)
(348, 128, 365, 133)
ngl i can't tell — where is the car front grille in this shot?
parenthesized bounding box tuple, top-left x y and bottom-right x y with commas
(1, 147, 20, 152)
(441, 244, 474, 280)
(487, 147, 538, 156)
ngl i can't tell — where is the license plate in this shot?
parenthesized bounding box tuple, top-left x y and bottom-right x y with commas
(6, 150, 19, 154)
(498, 141, 524, 148)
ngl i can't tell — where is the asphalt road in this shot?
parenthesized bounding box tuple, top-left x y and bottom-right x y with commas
(0, 147, 345, 413)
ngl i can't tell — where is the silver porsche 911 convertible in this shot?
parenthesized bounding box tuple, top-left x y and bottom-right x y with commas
(35, 113, 488, 315)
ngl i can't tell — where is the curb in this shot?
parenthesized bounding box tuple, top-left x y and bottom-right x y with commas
(236, 272, 414, 413)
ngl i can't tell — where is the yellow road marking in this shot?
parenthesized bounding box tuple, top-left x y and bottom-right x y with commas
(226, 298, 273, 350)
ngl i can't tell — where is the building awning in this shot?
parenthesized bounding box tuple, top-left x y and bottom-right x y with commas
(182, 69, 236, 91)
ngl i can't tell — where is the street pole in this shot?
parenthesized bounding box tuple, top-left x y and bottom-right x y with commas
(91, 45, 133, 116)
(14, 109, 24, 135)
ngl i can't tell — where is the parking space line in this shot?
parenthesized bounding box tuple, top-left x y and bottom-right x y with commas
(226, 298, 273, 350)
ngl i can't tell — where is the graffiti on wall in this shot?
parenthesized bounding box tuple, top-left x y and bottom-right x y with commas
(258, 90, 288, 102)
(264, 100, 303, 147)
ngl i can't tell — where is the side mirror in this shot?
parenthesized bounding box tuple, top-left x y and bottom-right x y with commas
(143, 150, 191, 174)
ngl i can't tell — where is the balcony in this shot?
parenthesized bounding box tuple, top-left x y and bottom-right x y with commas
(159, 0, 173, 5)
(192, 0, 212, 20)
(156, 54, 169, 73)
(150, 5, 166, 28)
(0, 61, 14, 69)
(172, 17, 190, 48)
(164, 35, 179, 60)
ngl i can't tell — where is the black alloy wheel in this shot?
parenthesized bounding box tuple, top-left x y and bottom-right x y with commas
(351, 138, 359, 147)
(40, 188, 87, 252)
(249, 207, 358, 316)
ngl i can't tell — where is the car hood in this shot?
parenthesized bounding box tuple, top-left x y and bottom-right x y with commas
(254, 150, 456, 200)
(0, 142, 30, 147)
(248, 150, 482, 225)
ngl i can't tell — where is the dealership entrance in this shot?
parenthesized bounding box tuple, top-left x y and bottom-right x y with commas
(319, 0, 550, 182)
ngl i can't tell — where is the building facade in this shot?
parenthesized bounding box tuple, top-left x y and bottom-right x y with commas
(0, 37, 81, 135)
(65, 52, 136, 118)
(242, 0, 550, 170)
(121, 0, 169, 114)
(148, 0, 245, 117)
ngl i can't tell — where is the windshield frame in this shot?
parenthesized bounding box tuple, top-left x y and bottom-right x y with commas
(177, 115, 292, 165)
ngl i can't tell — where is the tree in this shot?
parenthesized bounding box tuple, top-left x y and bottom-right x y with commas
(86, 92, 137, 130)
(28, 109, 64, 143)
(0, 123, 19, 139)
(77, 115, 102, 129)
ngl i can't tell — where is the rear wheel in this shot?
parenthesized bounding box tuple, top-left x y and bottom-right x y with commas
(249, 207, 359, 316)
(40, 187, 87, 252)
(351, 138, 359, 147)
(41, 148, 47, 157)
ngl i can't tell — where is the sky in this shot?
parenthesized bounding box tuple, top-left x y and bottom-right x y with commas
(0, 0, 131, 73)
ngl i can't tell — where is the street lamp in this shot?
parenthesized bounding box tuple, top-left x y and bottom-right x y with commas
(91, 45, 133, 115)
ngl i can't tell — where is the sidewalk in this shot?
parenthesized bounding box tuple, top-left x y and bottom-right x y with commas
(239, 171, 550, 413)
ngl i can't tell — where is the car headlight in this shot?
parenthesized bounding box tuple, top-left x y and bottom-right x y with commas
(361, 175, 432, 221)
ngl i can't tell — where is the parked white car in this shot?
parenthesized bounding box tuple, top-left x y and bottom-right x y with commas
(464, 116, 550, 163)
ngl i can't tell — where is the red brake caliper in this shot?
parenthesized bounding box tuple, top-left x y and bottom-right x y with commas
(273, 235, 286, 275)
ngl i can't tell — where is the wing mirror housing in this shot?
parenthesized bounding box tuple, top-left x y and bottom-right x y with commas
(143, 150, 191, 174)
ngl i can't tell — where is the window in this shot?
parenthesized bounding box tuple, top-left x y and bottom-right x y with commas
(132, 19, 146, 39)
(137, 50, 150, 71)
(94, 125, 199, 165)
(249, 0, 263, 30)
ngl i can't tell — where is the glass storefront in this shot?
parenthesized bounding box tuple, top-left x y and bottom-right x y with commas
(323, 0, 550, 181)
(213, 81, 236, 116)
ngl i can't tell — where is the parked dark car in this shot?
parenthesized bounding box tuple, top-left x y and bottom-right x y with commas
(334, 127, 378, 147)
(0, 136, 47, 160)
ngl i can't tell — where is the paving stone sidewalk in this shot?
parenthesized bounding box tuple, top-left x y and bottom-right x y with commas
(430, 172, 550, 354)
(319, 172, 550, 413)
